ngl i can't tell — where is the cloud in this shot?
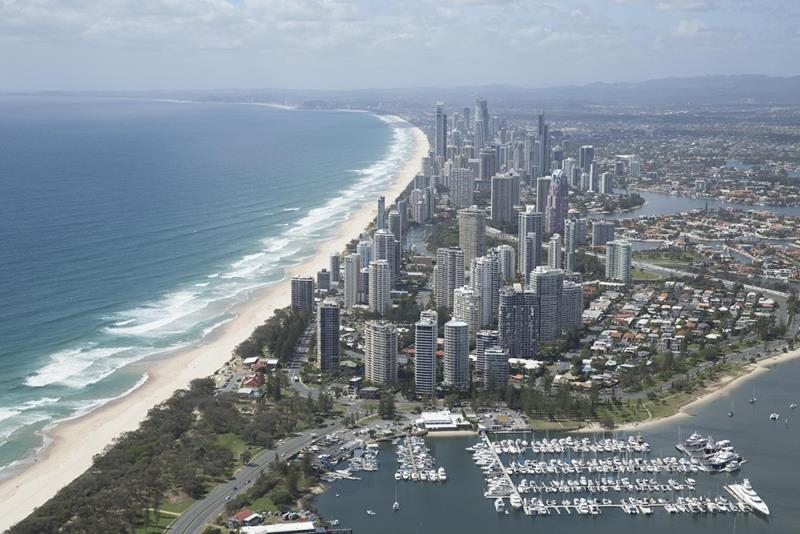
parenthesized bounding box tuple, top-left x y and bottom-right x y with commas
(671, 18, 710, 38)
(613, 0, 714, 10)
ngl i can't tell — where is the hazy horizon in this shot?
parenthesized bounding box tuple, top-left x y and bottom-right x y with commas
(2, 0, 799, 92)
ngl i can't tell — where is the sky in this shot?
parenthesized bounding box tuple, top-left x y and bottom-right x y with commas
(1, 0, 798, 91)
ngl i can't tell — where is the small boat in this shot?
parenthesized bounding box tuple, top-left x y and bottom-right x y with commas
(749, 389, 757, 404)
(790, 403, 797, 409)
(366, 510, 376, 516)
(769, 413, 780, 420)
(495, 498, 506, 513)
(329, 520, 339, 526)
(729, 400, 735, 418)
(393, 487, 400, 511)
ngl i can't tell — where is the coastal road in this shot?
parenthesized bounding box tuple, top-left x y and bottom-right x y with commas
(168, 420, 347, 534)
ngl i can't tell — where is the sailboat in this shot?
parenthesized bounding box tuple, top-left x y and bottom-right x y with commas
(749, 389, 757, 404)
(393, 487, 400, 511)
(728, 400, 735, 418)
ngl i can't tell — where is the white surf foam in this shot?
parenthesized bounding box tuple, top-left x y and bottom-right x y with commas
(25, 346, 134, 388)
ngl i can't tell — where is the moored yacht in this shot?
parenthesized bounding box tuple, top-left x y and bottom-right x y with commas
(727, 478, 769, 516)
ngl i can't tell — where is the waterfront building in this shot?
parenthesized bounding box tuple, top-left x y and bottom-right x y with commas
(475, 330, 500, 385)
(453, 286, 482, 339)
(606, 240, 632, 283)
(290, 276, 314, 313)
(316, 268, 331, 292)
(592, 221, 615, 247)
(397, 198, 408, 231)
(377, 196, 385, 230)
(535, 176, 551, 214)
(599, 172, 614, 195)
(470, 254, 500, 325)
(364, 320, 398, 385)
(357, 239, 373, 266)
(316, 297, 340, 371)
(414, 311, 438, 398)
(544, 169, 568, 235)
(530, 266, 564, 342)
(434, 102, 447, 160)
(358, 267, 369, 304)
(483, 347, 509, 389)
(518, 207, 543, 283)
(388, 210, 402, 244)
(368, 259, 391, 315)
(493, 244, 516, 282)
(561, 280, 583, 332)
(548, 233, 563, 270)
(498, 285, 537, 358)
(443, 320, 469, 389)
(458, 205, 486, 263)
(343, 253, 360, 309)
(329, 251, 341, 284)
(433, 247, 465, 309)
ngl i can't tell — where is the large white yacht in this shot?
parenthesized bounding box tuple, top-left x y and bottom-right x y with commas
(727, 479, 770, 516)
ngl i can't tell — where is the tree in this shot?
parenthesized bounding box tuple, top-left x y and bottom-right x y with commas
(240, 449, 253, 466)
(378, 393, 396, 419)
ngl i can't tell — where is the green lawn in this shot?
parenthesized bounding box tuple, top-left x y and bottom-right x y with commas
(160, 497, 195, 515)
(632, 268, 662, 281)
(216, 432, 250, 458)
(134, 510, 175, 534)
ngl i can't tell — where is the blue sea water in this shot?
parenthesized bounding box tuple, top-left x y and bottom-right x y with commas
(0, 96, 413, 471)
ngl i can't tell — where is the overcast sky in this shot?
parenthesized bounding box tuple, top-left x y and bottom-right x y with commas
(1, 0, 798, 91)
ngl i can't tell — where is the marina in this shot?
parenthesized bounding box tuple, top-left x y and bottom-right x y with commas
(394, 436, 447, 483)
(472, 431, 761, 518)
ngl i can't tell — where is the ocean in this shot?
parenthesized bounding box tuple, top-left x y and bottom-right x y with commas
(0, 96, 412, 472)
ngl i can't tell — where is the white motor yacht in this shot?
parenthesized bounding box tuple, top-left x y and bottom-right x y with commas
(727, 479, 770, 516)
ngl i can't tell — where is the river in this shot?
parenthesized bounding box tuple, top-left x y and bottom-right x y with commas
(317, 356, 800, 533)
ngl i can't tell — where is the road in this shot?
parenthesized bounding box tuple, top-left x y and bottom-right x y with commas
(168, 419, 347, 534)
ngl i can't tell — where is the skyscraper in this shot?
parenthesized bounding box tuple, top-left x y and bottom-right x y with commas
(453, 286, 482, 339)
(561, 280, 583, 332)
(544, 169, 568, 235)
(548, 233, 563, 270)
(474, 98, 490, 148)
(388, 210, 402, 244)
(316, 297, 340, 371)
(316, 268, 331, 292)
(414, 311, 438, 398)
(475, 329, 500, 385)
(458, 205, 486, 264)
(329, 251, 341, 284)
(478, 147, 497, 181)
(599, 172, 614, 195)
(535, 176, 551, 214)
(377, 196, 385, 230)
(290, 276, 314, 313)
(368, 259, 391, 315)
(606, 240, 632, 283)
(443, 320, 469, 389)
(373, 228, 399, 283)
(343, 253, 360, 309)
(470, 254, 500, 325)
(498, 285, 537, 358)
(434, 102, 447, 160)
(364, 320, 397, 385)
(483, 347, 509, 390)
(357, 239, 373, 265)
(530, 266, 564, 342)
(537, 112, 549, 176)
(493, 244, 516, 282)
(490, 173, 516, 225)
(518, 207, 543, 283)
(579, 145, 594, 173)
(592, 221, 615, 247)
(449, 167, 474, 209)
(433, 247, 465, 309)
(564, 219, 577, 273)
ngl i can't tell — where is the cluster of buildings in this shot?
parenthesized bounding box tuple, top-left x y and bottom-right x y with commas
(276, 100, 643, 399)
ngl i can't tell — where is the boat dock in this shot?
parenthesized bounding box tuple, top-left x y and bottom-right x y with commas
(480, 431, 529, 514)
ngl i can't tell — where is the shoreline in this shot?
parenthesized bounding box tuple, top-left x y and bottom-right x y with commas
(578, 347, 800, 434)
(0, 118, 429, 532)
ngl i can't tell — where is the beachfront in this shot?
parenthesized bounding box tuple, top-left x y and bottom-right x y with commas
(0, 119, 430, 531)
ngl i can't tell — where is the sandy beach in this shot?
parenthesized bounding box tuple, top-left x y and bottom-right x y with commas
(0, 119, 429, 531)
(579, 347, 800, 434)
